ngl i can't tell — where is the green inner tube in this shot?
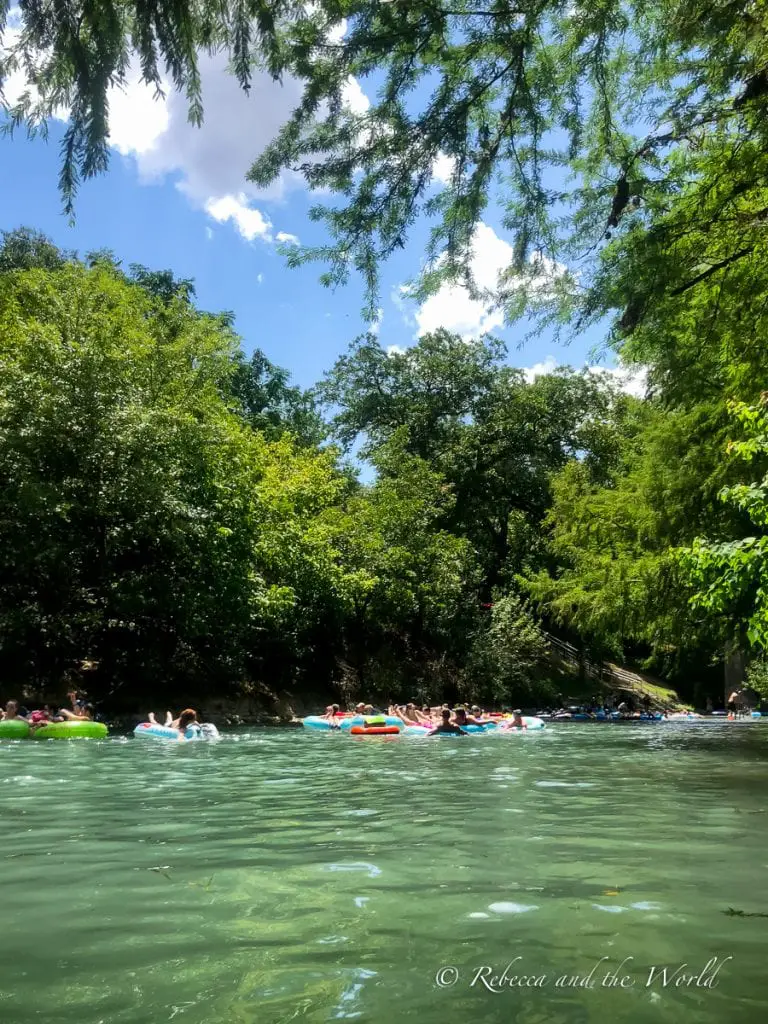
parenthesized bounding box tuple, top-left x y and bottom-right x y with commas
(31, 721, 108, 740)
(0, 719, 31, 739)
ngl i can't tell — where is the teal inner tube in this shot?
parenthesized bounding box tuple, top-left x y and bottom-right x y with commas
(0, 719, 31, 739)
(31, 721, 108, 740)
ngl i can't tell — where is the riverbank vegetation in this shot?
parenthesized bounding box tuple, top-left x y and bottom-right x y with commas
(2, 1, 768, 711)
(0, 226, 762, 713)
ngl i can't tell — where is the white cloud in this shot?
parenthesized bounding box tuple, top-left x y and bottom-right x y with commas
(3, 12, 374, 243)
(522, 356, 559, 383)
(387, 344, 406, 357)
(110, 51, 305, 207)
(588, 364, 648, 398)
(431, 151, 456, 184)
(204, 194, 272, 242)
(108, 70, 170, 155)
(408, 223, 569, 340)
(276, 231, 300, 245)
(413, 222, 512, 339)
(521, 355, 648, 398)
(391, 284, 416, 328)
(326, 18, 348, 45)
(256, 273, 264, 284)
(341, 75, 370, 115)
(416, 284, 505, 339)
(1, 16, 52, 113)
(205, 226, 213, 241)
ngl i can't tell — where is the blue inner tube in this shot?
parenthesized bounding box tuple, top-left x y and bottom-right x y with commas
(302, 716, 340, 731)
(134, 723, 204, 741)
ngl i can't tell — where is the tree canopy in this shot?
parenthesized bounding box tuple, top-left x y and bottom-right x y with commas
(4, 1, 767, 335)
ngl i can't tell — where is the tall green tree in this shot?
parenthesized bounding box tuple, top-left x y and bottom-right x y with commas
(230, 348, 324, 445)
(679, 398, 768, 652)
(321, 330, 626, 593)
(0, 249, 348, 701)
(527, 393, 751, 687)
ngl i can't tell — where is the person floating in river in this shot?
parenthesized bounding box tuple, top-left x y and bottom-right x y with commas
(428, 709, 467, 736)
(453, 707, 485, 729)
(28, 704, 63, 728)
(174, 708, 199, 740)
(501, 709, 526, 730)
(321, 704, 343, 726)
(392, 703, 430, 726)
(1, 700, 28, 721)
(57, 701, 95, 722)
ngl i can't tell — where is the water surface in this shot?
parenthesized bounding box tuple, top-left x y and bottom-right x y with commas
(1, 723, 767, 1023)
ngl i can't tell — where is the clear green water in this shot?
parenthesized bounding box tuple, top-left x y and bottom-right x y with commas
(1, 723, 767, 1024)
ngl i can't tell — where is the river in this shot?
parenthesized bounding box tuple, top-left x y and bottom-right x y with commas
(0, 723, 766, 1023)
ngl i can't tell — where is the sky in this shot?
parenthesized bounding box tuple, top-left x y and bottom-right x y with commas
(0, 13, 642, 397)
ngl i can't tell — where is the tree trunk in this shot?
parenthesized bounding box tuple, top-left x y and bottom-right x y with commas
(724, 642, 745, 704)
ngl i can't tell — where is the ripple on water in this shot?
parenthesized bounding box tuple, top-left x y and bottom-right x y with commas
(322, 862, 383, 878)
(488, 902, 539, 914)
(535, 780, 596, 788)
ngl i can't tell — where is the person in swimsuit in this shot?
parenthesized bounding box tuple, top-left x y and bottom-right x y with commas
(174, 708, 199, 740)
(27, 704, 64, 729)
(58, 702, 95, 721)
(453, 707, 485, 729)
(322, 704, 343, 727)
(502, 709, 526, 730)
(428, 709, 467, 736)
(1, 700, 28, 721)
(393, 703, 429, 725)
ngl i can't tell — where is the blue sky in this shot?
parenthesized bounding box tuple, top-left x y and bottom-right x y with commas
(0, 23, 630, 395)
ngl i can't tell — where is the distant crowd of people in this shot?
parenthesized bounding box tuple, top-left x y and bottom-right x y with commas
(1, 691, 95, 730)
(317, 702, 527, 735)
